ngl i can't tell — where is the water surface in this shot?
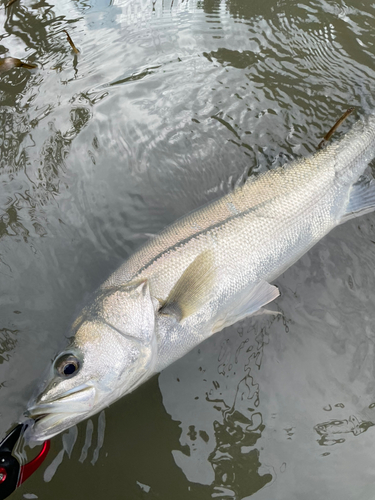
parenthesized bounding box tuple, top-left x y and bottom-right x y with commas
(1, 0, 375, 498)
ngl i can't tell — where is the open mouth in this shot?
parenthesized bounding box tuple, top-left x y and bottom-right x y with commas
(27, 385, 96, 417)
(25, 385, 97, 442)
(25, 412, 79, 442)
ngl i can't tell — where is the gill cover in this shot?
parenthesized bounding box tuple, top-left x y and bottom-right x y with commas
(27, 280, 158, 441)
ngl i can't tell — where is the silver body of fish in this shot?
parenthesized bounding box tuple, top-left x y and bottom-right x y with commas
(26, 115, 375, 441)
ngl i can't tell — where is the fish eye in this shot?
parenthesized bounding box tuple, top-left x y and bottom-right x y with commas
(55, 354, 80, 378)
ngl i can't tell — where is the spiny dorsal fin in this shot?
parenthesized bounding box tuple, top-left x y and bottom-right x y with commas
(159, 250, 216, 321)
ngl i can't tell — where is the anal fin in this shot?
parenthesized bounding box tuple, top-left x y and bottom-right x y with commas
(340, 179, 375, 223)
(212, 280, 280, 334)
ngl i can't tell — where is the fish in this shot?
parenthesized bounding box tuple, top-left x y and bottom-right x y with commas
(26, 114, 375, 442)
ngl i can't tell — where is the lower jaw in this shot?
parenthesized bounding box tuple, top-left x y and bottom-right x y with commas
(25, 413, 78, 443)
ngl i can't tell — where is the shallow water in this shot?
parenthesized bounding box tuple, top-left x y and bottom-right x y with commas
(1, 0, 375, 498)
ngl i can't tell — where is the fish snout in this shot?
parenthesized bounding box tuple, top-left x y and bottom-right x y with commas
(24, 385, 97, 442)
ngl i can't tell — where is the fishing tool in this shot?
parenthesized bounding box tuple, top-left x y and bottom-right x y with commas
(0, 423, 50, 500)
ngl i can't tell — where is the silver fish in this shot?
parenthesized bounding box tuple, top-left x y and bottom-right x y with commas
(26, 115, 375, 441)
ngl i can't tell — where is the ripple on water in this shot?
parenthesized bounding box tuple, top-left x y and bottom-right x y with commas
(1, 0, 375, 499)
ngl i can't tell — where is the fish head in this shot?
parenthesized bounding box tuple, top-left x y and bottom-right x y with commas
(26, 280, 158, 442)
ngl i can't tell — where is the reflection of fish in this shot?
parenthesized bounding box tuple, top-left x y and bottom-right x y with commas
(27, 115, 375, 441)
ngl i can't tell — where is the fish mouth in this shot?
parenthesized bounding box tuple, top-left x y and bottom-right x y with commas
(25, 384, 96, 442)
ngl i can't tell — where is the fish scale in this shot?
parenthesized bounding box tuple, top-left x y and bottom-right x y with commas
(26, 114, 375, 442)
(106, 149, 334, 289)
(106, 155, 333, 300)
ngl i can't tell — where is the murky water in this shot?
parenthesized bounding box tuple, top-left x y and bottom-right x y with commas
(1, 0, 375, 498)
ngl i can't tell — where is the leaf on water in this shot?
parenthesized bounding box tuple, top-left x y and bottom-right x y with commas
(63, 29, 80, 54)
(0, 57, 37, 72)
(318, 107, 355, 149)
(5, 0, 19, 7)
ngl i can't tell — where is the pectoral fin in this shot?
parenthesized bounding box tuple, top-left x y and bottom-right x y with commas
(159, 250, 216, 321)
(340, 179, 375, 223)
(212, 280, 280, 333)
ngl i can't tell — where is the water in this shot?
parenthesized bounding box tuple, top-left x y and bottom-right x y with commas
(1, 0, 375, 498)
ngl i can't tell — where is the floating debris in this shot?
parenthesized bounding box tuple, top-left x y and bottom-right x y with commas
(63, 29, 80, 54)
(318, 107, 355, 149)
(5, 0, 19, 7)
(0, 57, 37, 72)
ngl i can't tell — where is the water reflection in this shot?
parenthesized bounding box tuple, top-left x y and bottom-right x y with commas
(1, 0, 375, 498)
(0, 0, 101, 451)
(0, 0, 89, 252)
(0, 102, 90, 242)
(162, 319, 277, 499)
(0, 328, 17, 365)
(208, 396, 272, 498)
(314, 415, 374, 447)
